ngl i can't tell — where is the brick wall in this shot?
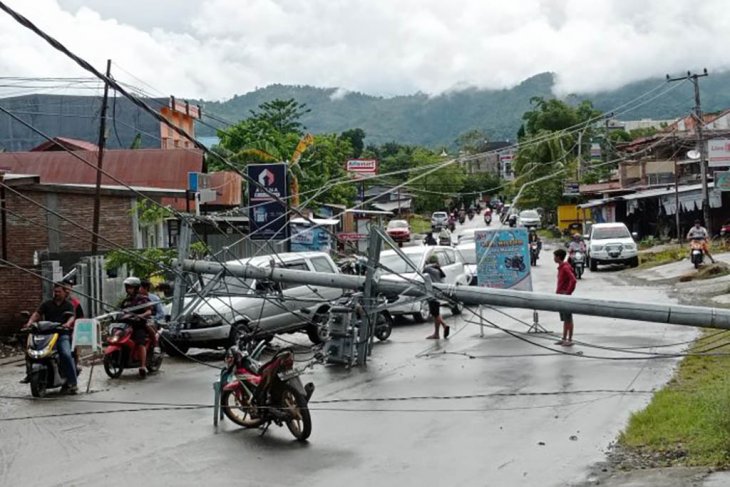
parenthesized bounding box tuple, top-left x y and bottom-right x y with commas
(0, 188, 136, 336)
(0, 266, 42, 335)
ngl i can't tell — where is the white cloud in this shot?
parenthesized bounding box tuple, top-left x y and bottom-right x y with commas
(1, 0, 730, 100)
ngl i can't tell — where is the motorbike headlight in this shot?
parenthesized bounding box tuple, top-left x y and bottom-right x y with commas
(591, 245, 604, 252)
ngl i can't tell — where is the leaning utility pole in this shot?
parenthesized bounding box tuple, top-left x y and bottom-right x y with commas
(91, 59, 112, 254)
(667, 69, 710, 232)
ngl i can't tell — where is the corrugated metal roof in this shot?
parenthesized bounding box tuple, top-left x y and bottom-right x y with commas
(30, 137, 99, 152)
(0, 148, 203, 187)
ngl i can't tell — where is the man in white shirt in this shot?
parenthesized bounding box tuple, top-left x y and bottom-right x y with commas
(686, 220, 715, 263)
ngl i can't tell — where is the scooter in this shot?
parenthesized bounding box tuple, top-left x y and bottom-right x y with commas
(530, 242, 540, 266)
(484, 212, 492, 226)
(24, 321, 77, 397)
(690, 238, 705, 269)
(571, 250, 585, 279)
(103, 313, 163, 378)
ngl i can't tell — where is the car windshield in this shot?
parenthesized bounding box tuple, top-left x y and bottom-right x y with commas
(387, 220, 408, 229)
(459, 247, 476, 265)
(433, 212, 447, 218)
(520, 210, 539, 218)
(592, 226, 631, 240)
(379, 251, 424, 274)
(202, 275, 254, 295)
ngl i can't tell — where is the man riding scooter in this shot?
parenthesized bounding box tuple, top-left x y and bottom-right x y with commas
(120, 277, 158, 378)
(22, 283, 78, 393)
(687, 220, 716, 263)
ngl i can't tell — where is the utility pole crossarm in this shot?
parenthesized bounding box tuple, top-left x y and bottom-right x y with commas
(178, 259, 730, 330)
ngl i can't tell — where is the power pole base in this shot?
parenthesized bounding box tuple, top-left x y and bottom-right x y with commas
(526, 310, 550, 333)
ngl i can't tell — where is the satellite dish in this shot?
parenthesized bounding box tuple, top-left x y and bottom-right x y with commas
(687, 150, 701, 160)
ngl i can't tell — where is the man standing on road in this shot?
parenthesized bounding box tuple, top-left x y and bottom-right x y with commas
(553, 249, 577, 346)
(424, 255, 450, 339)
(687, 219, 716, 263)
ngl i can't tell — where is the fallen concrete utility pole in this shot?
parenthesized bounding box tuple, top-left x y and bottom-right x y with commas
(178, 259, 730, 330)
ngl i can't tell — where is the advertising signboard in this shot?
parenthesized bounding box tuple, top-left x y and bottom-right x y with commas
(563, 181, 580, 196)
(246, 163, 289, 240)
(715, 171, 730, 191)
(346, 159, 378, 177)
(708, 139, 730, 167)
(474, 228, 532, 291)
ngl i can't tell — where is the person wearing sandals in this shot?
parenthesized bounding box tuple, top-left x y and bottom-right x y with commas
(553, 249, 577, 346)
(423, 255, 450, 339)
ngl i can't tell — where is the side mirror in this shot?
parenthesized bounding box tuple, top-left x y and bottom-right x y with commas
(583, 234, 589, 240)
(631, 232, 639, 239)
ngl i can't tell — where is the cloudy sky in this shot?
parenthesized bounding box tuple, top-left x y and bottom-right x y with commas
(1, 0, 729, 100)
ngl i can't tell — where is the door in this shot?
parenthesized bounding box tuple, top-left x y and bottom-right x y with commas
(308, 255, 343, 302)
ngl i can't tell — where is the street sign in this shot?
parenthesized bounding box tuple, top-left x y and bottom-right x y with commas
(187, 172, 210, 192)
(72, 318, 101, 351)
(563, 181, 580, 196)
(337, 232, 367, 241)
(346, 159, 378, 176)
(246, 163, 289, 240)
(474, 228, 533, 291)
(708, 139, 730, 167)
(715, 171, 730, 191)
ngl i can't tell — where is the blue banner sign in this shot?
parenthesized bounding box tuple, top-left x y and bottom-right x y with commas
(246, 163, 289, 240)
(474, 228, 532, 291)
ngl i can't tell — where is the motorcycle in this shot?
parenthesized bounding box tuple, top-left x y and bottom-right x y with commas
(467, 209, 475, 221)
(447, 220, 456, 232)
(103, 313, 163, 378)
(216, 336, 315, 441)
(571, 250, 585, 279)
(339, 255, 368, 275)
(484, 212, 492, 226)
(529, 242, 540, 266)
(508, 215, 517, 228)
(24, 321, 77, 397)
(504, 255, 526, 272)
(438, 234, 452, 246)
(690, 238, 705, 269)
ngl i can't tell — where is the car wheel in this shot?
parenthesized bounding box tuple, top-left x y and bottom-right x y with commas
(229, 321, 252, 348)
(450, 299, 464, 315)
(630, 257, 639, 268)
(589, 258, 598, 272)
(412, 300, 431, 323)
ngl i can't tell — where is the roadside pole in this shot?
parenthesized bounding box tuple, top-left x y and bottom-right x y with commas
(171, 218, 193, 321)
(179, 258, 730, 331)
(91, 59, 112, 254)
(361, 227, 383, 362)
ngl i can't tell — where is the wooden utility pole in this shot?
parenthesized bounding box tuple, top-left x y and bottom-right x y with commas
(667, 69, 711, 232)
(91, 59, 112, 254)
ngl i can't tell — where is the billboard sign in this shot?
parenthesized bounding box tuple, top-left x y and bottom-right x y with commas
(346, 159, 378, 177)
(246, 163, 289, 240)
(474, 228, 532, 291)
(708, 139, 730, 167)
(715, 171, 730, 191)
(563, 181, 580, 196)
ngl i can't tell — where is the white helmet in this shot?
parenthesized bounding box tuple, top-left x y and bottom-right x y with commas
(123, 276, 141, 288)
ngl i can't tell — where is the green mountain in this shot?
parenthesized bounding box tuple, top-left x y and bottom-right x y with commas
(198, 71, 730, 147)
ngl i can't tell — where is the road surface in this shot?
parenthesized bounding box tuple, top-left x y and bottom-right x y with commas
(0, 224, 698, 487)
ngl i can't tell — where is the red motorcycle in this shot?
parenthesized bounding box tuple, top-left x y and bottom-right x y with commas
(215, 337, 315, 441)
(103, 313, 163, 378)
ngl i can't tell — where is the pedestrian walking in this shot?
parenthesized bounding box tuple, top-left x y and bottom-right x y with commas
(553, 248, 577, 346)
(423, 255, 450, 339)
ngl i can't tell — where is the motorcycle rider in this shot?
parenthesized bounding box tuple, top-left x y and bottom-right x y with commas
(567, 234, 586, 264)
(686, 220, 716, 263)
(22, 283, 78, 393)
(528, 229, 542, 252)
(120, 277, 155, 378)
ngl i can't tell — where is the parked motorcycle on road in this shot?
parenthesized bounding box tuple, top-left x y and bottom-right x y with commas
(216, 334, 316, 441)
(103, 313, 163, 378)
(24, 321, 77, 397)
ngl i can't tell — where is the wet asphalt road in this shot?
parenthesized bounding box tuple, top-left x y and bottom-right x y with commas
(0, 218, 697, 487)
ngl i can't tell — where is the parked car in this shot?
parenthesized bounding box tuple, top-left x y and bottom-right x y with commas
(456, 242, 478, 286)
(456, 227, 490, 245)
(162, 252, 344, 354)
(586, 223, 639, 271)
(431, 211, 449, 230)
(518, 209, 542, 229)
(378, 246, 470, 322)
(386, 219, 411, 242)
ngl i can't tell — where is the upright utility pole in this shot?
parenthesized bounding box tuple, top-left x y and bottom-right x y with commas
(91, 59, 112, 254)
(667, 69, 710, 232)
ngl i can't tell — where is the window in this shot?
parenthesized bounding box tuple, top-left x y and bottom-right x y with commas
(310, 256, 336, 274)
(592, 226, 631, 240)
(443, 249, 456, 265)
(278, 261, 308, 289)
(432, 250, 449, 267)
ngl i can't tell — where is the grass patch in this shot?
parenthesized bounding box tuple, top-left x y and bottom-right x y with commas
(409, 215, 431, 234)
(678, 262, 730, 282)
(638, 246, 686, 269)
(618, 331, 730, 467)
